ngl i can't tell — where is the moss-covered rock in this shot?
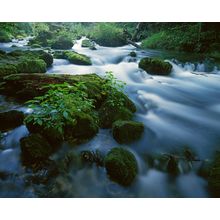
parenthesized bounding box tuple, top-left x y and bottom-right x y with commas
(64, 113, 99, 141)
(16, 59, 47, 73)
(54, 50, 92, 65)
(0, 50, 53, 76)
(0, 110, 24, 132)
(51, 36, 73, 49)
(0, 30, 11, 43)
(25, 119, 63, 147)
(112, 120, 144, 144)
(104, 147, 138, 186)
(30, 44, 42, 48)
(129, 51, 137, 57)
(0, 73, 105, 103)
(98, 94, 136, 128)
(20, 134, 53, 163)
(81, 39, 93, 48)
(139, 57, 172, 75)
(208, 152, 220, 197)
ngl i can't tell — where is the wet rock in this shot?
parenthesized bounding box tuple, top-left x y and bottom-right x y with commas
(80, 150, 104, 167)
(51, 36, 73, 49)
(0, 73, 104, 102)
(139, 57, 172, 75)
(20, 134, 53, 164)
(0, 110, 24, 132)
(129, 51, 137, 57)
(54, 50, 91, 65)
(105, 147, 138, 186)
(112, 120, 144, 144)
(208, 151, 220, 197)
(98, 94, 136, 128)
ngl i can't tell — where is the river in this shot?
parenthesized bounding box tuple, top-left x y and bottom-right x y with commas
(0, 37, 220, 197)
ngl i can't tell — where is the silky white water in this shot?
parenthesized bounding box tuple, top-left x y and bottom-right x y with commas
(1, 37, 220, 197)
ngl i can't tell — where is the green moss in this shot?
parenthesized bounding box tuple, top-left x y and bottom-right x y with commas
(81, 39, 93, 48)
(0, 64, 17, 76)
(139, 57, 172, 75)
(0, 110, 24, 132)
(104, 147, 138, 186)
(99, 102, 133, 128)
(54, 50, 92, 65)
(16, 59, 47, 73)
(112, 120, 144, 144)
(0, 30, 11, 42)
(20, 134, 53, 163)
(51, 36, 73, 49)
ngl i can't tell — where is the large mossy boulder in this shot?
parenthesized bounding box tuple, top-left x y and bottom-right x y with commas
(0, 50, 53, 77)
(51, 36, 73, 49)
(0, 31, 11, 43)
(64, 113, 99, 141)
(112, 120, 144, 144)
(20, 134, 53, 164)
(0, 73, 104, 102)
(104, 147, 138, 186)
(98, 94, 136, 128)
(139, 57, 172, 75)
(54, 51, 92, 65)
(0, 110, 24, 132)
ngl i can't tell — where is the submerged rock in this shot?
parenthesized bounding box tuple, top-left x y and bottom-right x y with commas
(0, 110, 24, 132)
(139, 57, 172, 75)
(105, 147, 138, 186)
(112, 120, 144, 144)
(20, 134, 53, 163)
(129, 51, 137, 57)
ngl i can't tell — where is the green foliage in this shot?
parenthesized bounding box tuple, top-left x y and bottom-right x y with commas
(90, 23, 126, 47)
(104, 147, 138, 186)
(139, 57, 172, 75)
(25, 82, 96, 137)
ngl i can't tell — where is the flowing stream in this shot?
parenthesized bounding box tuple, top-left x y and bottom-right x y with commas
(0, 37, 220, 197)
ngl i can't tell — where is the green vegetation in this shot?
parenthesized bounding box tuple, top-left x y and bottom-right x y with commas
(139, 57, 172, 75)
(98, 72, 136, 128)
(105, 147, 138, 186)
(141, 23, 220, 55)
(112, 120, 144, 144)
(54, 50, 92, 65)
(90, 23, 126, 47)
(24, 82, 98, 141)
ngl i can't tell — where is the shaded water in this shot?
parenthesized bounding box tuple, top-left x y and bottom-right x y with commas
(1, 37, 220, 197)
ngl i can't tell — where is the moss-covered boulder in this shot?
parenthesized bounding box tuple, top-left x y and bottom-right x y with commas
(64, 113, 99, 141)
(51, 36, 73, 49)
(54, 50, 92, 65)
(0, 110, 24, 132)
(25, 119, 63, 147)
(112, 120, 144, 144)
(81, 39, 96, 50)
(30, 44, 42, 48)
(0, 50, 53, 77)
(129, 51, 137, 57)
(104, 147, 138, 186)
(0, 73, 105, 103)
(0, 30, 11, 43)
(208, 152, 220, 197)
(16, 59, 47, 73)
(20, 134, 53, 164)
(98, 94, 136, 128)
(139, 57, 172, 75)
